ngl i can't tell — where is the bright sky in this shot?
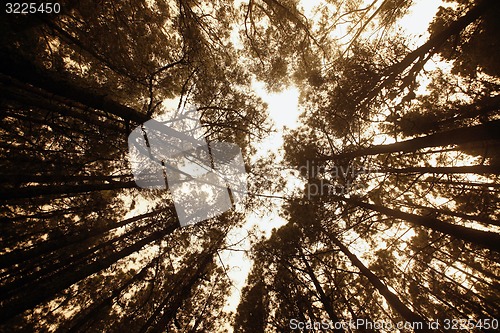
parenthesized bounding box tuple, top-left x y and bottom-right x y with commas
(254, 80, 301, 129)
(397, 0, 444, 41)
(251, 80, 300, 160)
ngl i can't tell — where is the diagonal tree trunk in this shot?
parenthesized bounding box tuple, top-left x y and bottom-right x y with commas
(327, 234, 431, 332)
(0, 174, 133, 185)
(399, 201, 500, 227)
(372, 165, 500, 175)
(0, 218, 163, 300)
(0, 219, 179, 324)
(360, 0, 498, 107)
(138, 251, 216, 333)
(335, 195, 500, 252)
(0, 181, 137, 201)
(0, 207, 170, 269)
(65, 257, 160, 333)
(0, 49, 148, 124)
(0, 49, 202, 147)
(329, 120, 500, 160)
(298, 249, 344, 333)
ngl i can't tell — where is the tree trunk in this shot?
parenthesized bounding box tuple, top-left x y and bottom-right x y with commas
(373, 165, 500, 175)
(1, 206, 90, 223)
(0, 219, 179, 324)
(1, 74, 125, 132)
(0, 49, 148, 124)
(361, 0, 497, 106)
(0, 207, 171, 269)
(139, 251, 215, 333)
(0, 181, 137, 200)
(331, 120, 500, 160)
(418, 179, 500, 190)
(336, 196, 500, 252)
(298, 250, 344, 332)
(0, 220, 160, 300)
(0, 49, 201, 146)
(414, 95, 500, 134)
(66, 258, 159, 333)
(327, 234, 431, 332)
(0, 174, 132, 185)
(400, 201, 500, 227)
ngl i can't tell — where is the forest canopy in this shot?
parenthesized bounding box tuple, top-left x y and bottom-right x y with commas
(0, 0, 499, 332)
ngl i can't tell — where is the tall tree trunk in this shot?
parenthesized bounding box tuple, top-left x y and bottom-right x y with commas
(404, 247, 498, 318)
(0, 174, 132, 185)
(0, 207, 170, 269)
(410, 95, 500, 134)
(0, 219, 161, 300)
(138, 251, 215, 333)
(1, 205, 90, 223)
(65, 257, 159, 333)
(418, 179, 500, 190)
(373, 165, 500, 175)
(1, 75, 125, 132)
(434, 248, 499, 282)
(391, 259, 471, 319)
(298, 250, 344, 332)
(331, 120, 500, 160)
(0, 49, 148, 124)
(0, 49, 201, 146)
(400, 201, 500, 227)
(336, 196, 500, 252)
(327, 234, 431, 332)
(0, 181, 137, 200)
(361, 0, 497, 106)
(0, 219, 179, 323)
